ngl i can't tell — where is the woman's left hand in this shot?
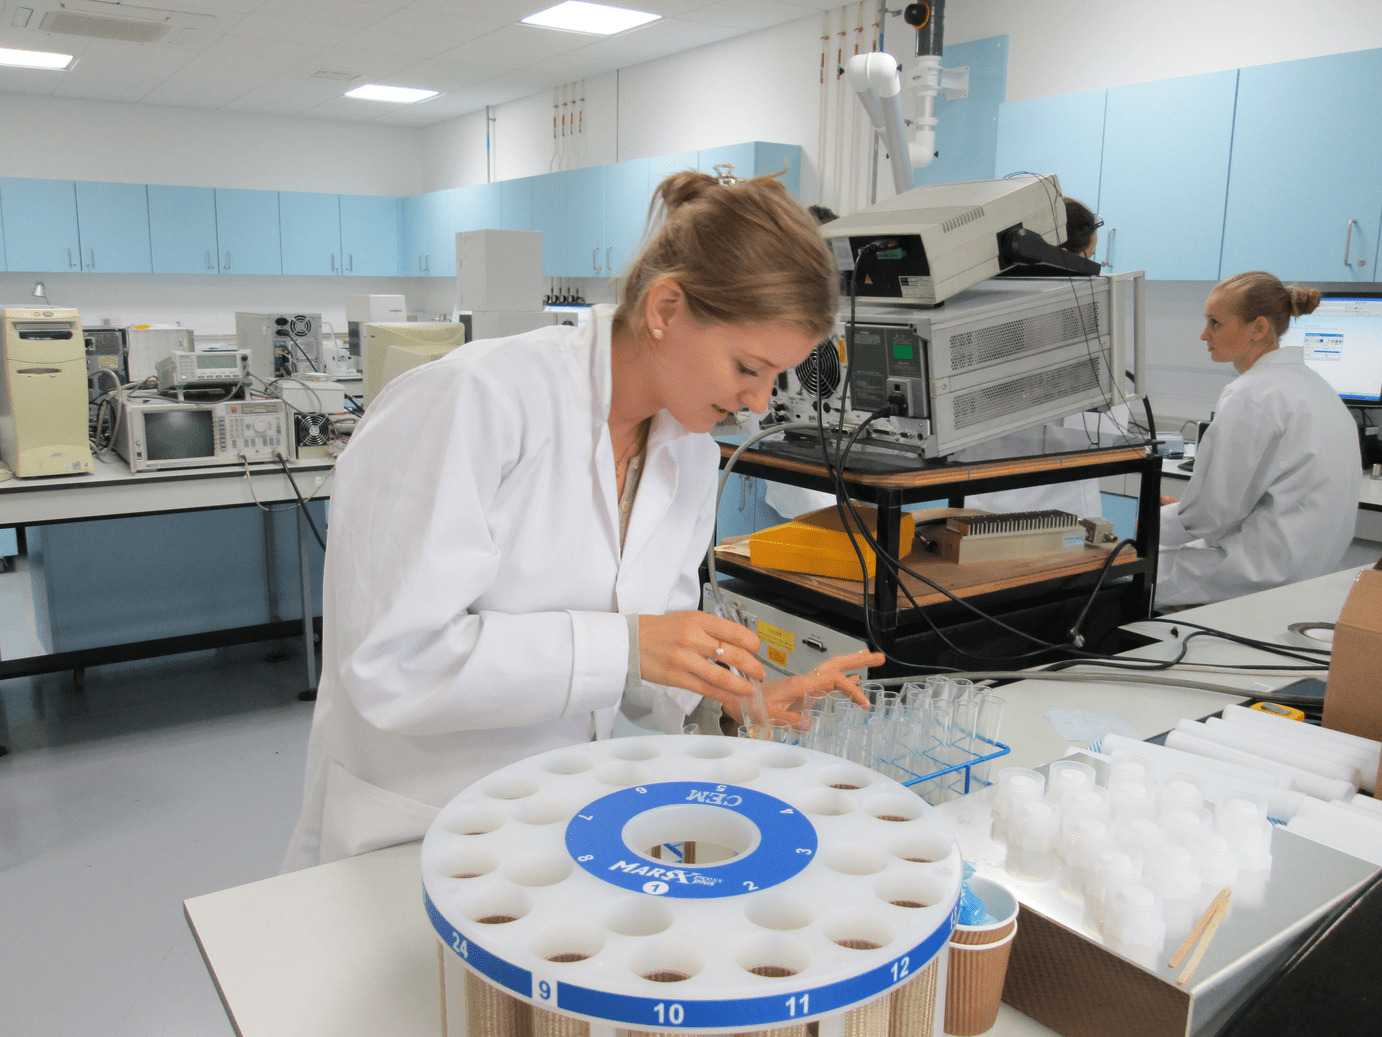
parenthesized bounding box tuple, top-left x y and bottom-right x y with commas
(723, 649, 884, 727)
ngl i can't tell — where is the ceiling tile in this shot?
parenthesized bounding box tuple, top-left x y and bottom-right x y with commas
(262, 0, 399, 28)
(429, 23, 596, 68)
(331, 27, 460, 60)
(358, 7, 510, 46)
(54, 61, 174, 103)
(679, 0, 818, 31)
(197, 33, 330, 66)
(139, 75, 255, 109)
(0, 65, 64, 95)
(299, 46, 414, 79)
(234, 72, 358, 107)
(226, 15, 358, 49)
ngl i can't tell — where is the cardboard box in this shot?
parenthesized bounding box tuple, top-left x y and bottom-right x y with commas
(937, 758, 1378, 1037)
(1322, 563, 1382, 766)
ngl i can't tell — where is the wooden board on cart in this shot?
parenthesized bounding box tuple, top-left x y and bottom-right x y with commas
(715, 535, 1139, 610)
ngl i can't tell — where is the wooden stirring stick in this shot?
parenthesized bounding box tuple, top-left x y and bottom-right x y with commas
(1169, 887, 1230, 969)
(1174, 888, 1232, 986)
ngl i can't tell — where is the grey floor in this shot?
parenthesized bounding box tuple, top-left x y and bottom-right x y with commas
(0, 556, 317, 1037)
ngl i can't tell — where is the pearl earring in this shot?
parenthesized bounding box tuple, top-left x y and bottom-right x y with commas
(651, 328, 663, 341)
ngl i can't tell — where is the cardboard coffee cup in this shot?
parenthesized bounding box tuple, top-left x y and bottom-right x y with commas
(945, 876, 1020, 1035)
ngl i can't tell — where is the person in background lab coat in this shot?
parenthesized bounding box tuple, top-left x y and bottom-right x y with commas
(1157, 271, 1360, 608)
(283, 171, 881, 871)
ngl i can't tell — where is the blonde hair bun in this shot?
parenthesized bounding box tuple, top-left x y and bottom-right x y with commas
(612, 170, 838, 343)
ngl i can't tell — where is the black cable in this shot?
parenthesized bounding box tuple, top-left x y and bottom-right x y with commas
(1067, 537, 1134, 648)
(275, 453, 327, 551)
(280, 327, 319, 374)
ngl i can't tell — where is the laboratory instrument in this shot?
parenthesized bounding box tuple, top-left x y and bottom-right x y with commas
(361, 321, 466, 406)
(235, 312, 323, 380)
(763, 277, 1123, 465)
(346, 294, 406, 368)
(113, 394, 288, 472)
(126, 325, 194, 383)
(820, 175, 1099, 308)
(423, 734, 962, 1035)
(156, 349, 250, 392)
(0, 306, 93, 477)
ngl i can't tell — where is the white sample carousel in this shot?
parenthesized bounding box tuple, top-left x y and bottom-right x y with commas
(422, 734, 963, 1035)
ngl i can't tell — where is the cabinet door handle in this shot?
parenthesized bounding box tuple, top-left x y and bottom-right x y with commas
(88, 247, 95, 269)
(224, 251, 232, 270)
(205, 250, 213, 270)
(606, 246, 613, 273)
(1099, 227, 1115, 269)
(418, 254, 424, 272)
(425, 254, 431, 272)
(67, 246, 76, 268)
(347, 253, 353, 272)
(592, 246, 602, 273)
(1345, 219, 1364, 267)
(331, 253, 338, 272)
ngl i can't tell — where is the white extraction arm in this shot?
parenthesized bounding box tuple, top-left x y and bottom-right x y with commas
(846, 51, 970, 196)
(846, 0, 969, 198)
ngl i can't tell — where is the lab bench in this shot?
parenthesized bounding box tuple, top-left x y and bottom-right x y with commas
(0, 454, 331, 701)
(710, 441, 1162, 672)
(182, 566, 1379, 1037)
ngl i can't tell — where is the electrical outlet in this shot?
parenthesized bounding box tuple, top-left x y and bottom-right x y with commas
(98, 314, 122, 327)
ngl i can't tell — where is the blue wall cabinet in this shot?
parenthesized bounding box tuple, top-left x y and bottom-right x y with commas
(455, 181, 502, 234)
(501, 177, 535, 231)
(340, 193, 400, 277)
(532, 172, 568, 278)
(74, 181, 152, 273)
(0, 177, 81, 272)
(214, 188, 281, 275)
(698, 142, 757, 180)
(402, 189, 455, 277)
(401, 193, 428, 275)
(605, 158, 650, 277)
(280, 191, 343, 276)
(647, 150, 699, 194)
(1098, 71, 1237, 279)
(148, 185, 219, 275)
(566, 165, 607, 278)
(994, 89, 1106, 211)
(1222, 49, 1382, 282)
(697, 143, 802, 197)
(0, 196, 6, 270)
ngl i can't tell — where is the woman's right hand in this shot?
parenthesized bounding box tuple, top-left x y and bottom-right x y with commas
(639, 611, 765, 705)
(1160, 495, 1180, 506)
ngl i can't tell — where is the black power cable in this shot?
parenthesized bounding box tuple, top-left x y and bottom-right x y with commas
(274, 452, 328, 552)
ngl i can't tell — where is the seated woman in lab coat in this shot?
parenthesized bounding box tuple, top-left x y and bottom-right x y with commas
(1157, 271, 1360, 609)
(282, 171, 881, 870)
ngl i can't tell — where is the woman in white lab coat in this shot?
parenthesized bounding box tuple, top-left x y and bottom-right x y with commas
(283, 172, 880, 870)
(1158, 271, 1360, 608)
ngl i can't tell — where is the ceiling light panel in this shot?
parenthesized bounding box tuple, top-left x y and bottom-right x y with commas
(0, 45, 73, 68)
(345, 83, 439, 103)
(522, 2, 660, 36)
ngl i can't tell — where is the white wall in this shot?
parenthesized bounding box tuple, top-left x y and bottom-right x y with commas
(0, 272, 450, 342)
(941, 0, 1382, 101)
(0, 94, 425, 196)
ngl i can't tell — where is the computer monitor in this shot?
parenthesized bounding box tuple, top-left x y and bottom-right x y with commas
(361, 321, 466, 407)
(1281, 291, 1382, 405)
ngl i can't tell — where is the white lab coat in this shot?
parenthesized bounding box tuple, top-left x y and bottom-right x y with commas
(282, 306, 713, 871)
(1158, 347, 1360, 608)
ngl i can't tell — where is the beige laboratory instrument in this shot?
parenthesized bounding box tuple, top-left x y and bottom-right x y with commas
(0, 307, 93, 477)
